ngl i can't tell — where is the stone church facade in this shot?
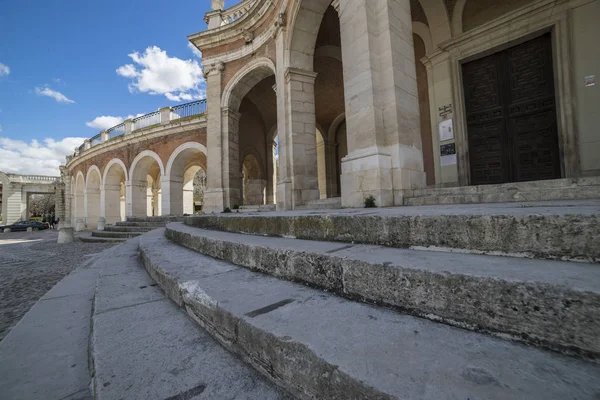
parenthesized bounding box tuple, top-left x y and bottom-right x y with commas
(196, 0, 599, 211)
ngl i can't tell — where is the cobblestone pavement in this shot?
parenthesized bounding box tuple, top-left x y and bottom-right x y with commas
(0, 230, 118, 341)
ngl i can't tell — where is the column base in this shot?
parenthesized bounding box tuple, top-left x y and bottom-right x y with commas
(75, 218, 86, 232)
(341, 148, 394, 208)
(203, 189, 225, 213)
(276, 179, 293, 211)
(57, 227, 74, 244)
(97, 217, 106, 231)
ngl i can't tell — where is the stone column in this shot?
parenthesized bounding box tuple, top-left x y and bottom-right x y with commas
(102, 184, 122, 225)
(126, 180, 147, 217)
(203, 62, 226, 213)
(274, 20, 293, 210)
(285, 68, 320, 207)
(222, 108, 242, 208)
(84, 188, 101, 230)
(161, 176, 183, 216)
(57, 167, 74, 243)
(339, 0, 425, 207)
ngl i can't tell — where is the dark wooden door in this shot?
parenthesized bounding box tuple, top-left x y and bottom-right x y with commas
(462, 33, 560, 185)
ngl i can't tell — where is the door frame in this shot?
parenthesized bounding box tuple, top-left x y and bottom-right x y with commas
(438, 0, 579, 186)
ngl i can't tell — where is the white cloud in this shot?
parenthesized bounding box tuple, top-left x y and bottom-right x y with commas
(0, 136, 85, 175)
(116, 46, 205, 102)
(0, 63, 9, 77)
(187, 42, 203, 60)
(35, 87, 75, 104)
(86, 116, 124, 130)
(86, 113, 145, 130)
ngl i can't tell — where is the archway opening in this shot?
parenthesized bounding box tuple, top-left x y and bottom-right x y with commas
(130, 154, 163, 217)
(313, 5, 346, 199)
(103, 161, 127, 224)
(166, 143, 207, 215)
(236, 73, 277, 207)
(242, 154, 265, 205)
(86, 168, 101, 229)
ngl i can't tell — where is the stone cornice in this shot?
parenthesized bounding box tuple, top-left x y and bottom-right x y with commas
(188, 0, 277, 52)
(66, 116, 207, 172)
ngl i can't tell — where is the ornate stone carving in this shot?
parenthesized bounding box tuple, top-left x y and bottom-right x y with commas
(203, 61, 225, 78)
(331, 0, 340, 13)
(211, 0, 225, 11)
(272, 12, 286, 38)
(242, 28, 254, 44)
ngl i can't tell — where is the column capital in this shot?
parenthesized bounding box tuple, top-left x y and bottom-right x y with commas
(284, 67, 317, 83)
(204, 61, 225, 78)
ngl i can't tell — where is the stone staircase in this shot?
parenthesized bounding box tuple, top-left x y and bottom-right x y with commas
(402, 176, 600, 206)
(80, 216, 185, 243)
(136, 200, 600, 399)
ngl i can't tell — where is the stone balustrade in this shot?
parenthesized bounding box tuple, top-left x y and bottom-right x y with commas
(204, 0, 258, 29)
(71, 99, 206, 160)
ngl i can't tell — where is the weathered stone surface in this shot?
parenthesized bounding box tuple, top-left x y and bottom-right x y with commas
(57, 227, 74, 243)
(166, 222, 600, 358)
(92, 238, 287, 400)
(185, 201, 600, 261)
(140, 229, 600, 400)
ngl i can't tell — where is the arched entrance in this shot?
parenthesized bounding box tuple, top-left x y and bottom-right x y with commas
(85, 166, 101, 229)
(128, 151, 164, 217)
(102, 159, 128, 225)
(164, 142, 207, 215)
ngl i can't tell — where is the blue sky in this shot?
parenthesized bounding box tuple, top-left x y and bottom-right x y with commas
(0, 0, 240, 175)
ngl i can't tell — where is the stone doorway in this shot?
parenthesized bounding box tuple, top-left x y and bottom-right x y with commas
(462, 32, 561, 185)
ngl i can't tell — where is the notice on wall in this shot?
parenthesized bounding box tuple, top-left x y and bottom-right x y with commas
(439, 119, 454, 142)
(440, 143, 457, 166)
(585, 75, 596, 87)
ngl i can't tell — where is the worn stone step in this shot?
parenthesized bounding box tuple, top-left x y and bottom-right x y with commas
(125, 216, 186, 223)
(294, 197, 342, 210)
(115, 221, 168, 227)
(405, 186, 600, 206)
(103, 225, 156, 233)
(404, 177, 600, 201)
(91, 230, 144, 239)
(139, 229, 600, 400)
(165, 222, 600, 359)
(184, 200, 600, 262)
(79, 234, 126, 243)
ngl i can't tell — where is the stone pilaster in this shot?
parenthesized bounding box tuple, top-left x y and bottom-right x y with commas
(339, 0, 425, 207)
(274, 22, 293, 210)
(125, 180, 147, 217)
(161, 176, 183, 216)
(203, 61, 226, 213)
(285, 67, 320, 207)
(222, 108, 242, 208)
(56, 166, 74, 243)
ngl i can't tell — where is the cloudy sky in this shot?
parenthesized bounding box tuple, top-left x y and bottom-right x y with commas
(0, 0, 241, 175)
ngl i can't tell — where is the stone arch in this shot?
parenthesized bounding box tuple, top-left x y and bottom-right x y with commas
(287, 0, 333, 71)
(102, 158, 128, 225)
(451, 0, 467, 37)
(240, 146, 265, 179)
(412, 21, 434, 54)
(73, 171, 85, 230)
(129, 150, 164, 217)
(164, 142, 207, 215)
(418, 0, 452, 45)
(85, 166, 102, 230)
(314, 45, 342, 62)
(222, 57, 276, 112)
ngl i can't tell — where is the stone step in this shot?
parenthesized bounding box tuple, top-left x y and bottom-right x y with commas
(139, 229, 600, 400)
(79, 234, 126, 243)
(183, 200, 600, 262)
(91, 230, 145, 239)
(237, 204, 276, 213)
(404, 177, 600, 206)
(115, 221, 168, 227)
(165, 222, 600, 359)
(125, 216, 186, 223)
(103, 225, 156, 233)
(295, 197, 342, 210)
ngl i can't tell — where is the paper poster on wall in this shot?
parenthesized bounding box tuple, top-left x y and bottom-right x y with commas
(439, 119, 454, 142)
(440, 143, 457, 166)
